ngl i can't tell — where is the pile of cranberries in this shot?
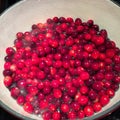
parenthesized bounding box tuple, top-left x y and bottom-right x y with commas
(3, 17, 120, 120)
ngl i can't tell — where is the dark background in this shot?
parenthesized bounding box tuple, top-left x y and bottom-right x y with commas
(0, 0, 120, 120)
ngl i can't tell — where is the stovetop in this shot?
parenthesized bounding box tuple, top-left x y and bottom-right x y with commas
(0, 0, 120, 120)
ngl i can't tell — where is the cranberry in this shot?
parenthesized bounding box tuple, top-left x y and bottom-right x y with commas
(106, 88, 115, 98)
(92, 81, 103, 91)
(53, 89, 62, 98)
(42, 110, 52, 120)
(68, 110, 76, 120)
(78, 95, 88, 106)
(16, 32, 23, 39)
(51, 80, 59, 88)
(106, 49, 115, 58)
(4, 76, 12, 87)
(84, 44, 94, 52)
(80, 86, 88, 95)
(100, 95, 110, 106)
(6, 47, 15, 56)
(39, 100, 48, 109)
(93, 102, 102, 112)
(60, 103, 70, 113)
(49, 104, 56, 112)
(37, 70, 46, 80)
(52, 111, 61, 120)
(17, 95, 25, 105)
(25, 94, 35, 102)
(23, 102, 33, 113)
(84, 105, 94, 117)
(37, 81, 44, 89)
(62, 94, 72, 103)
(67, 87, 77, 97)
(38, 92, 45, 100)
(78, 110, 85, 119)
(27, 86, 38, 95)
(88, 90, 97, 100)
(111, 84, 119, 91)
(71, 102, 80, 111)
(10, 87, 20, 99)
(17, 80, 27, 89)
(80, 71, 90, 81)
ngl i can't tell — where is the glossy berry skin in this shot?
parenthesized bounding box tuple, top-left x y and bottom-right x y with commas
(42, 110, 52, 120)
(53, 89, 62, 98)
(78, 110, 85, 119)
(3, 17, 120, 119)
(68, 111, 76, 120)
(80, 71, 90, 81)
(84, 106, 94, 117)
(23, 102, 33, 113)
(39, 100, 48, 109)
(106, 89, 115, 98)
(93, 102, 102, 112)
(17, 95, 25, 105)
(78, 95, 88, 106)
(4, 76, 12, 87)
(100, 95, 110, 106)
(10, 87, 20, 99)
(52, 111, 61, 120)
(80, 86, 88, 95)
(60, 104, 70, 113)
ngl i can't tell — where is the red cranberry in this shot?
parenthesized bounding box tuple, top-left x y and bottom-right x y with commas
(80, 86, 88, 95)
(17, 80, 27, 89)
(10, 87, 20, 99)
(51, 80, 59, 88)
(53, 89, 62, 98)
(68, 110, 76, 120)
(92, 81, 103, 91)
(17, 95, 25, 105)
(111, 84, 119, 91)
(16, 32, 23, 39)
(60, 103, 70, 113)
(100, 95, 110, 106)
(88, 90, 97, 100)
(62, 94, 72, 103)
(75, 18, 82, 25)
(106, 49, 115, 58)
(25, 94, 35, 102)
(27, 86, 38, 96)
(49, 104, 56, 112)
(42, 110, 52, 120)
(106, 88, 115, 98)
(78, 95, 88, 106)
(93, 102, 102, 112)
(84, 44, 94, 52)
(23, 102, 33, 113)
(38, 92, 45, 100)
(39, 100, 48, 109)
(114, 76, 120, 83)
(6, 47, 15, 56)
(4, 76, 12, 87)
(71, 102, 80, 111)
(78, 110, 85, 119)
(80, 71, 90, 81)
(84, 105, 94, 117)
(67, 87, 77, 97)
(37, 70, 46, 80)
(52, 111, 61, 120)
(87, 19, 94, 26)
